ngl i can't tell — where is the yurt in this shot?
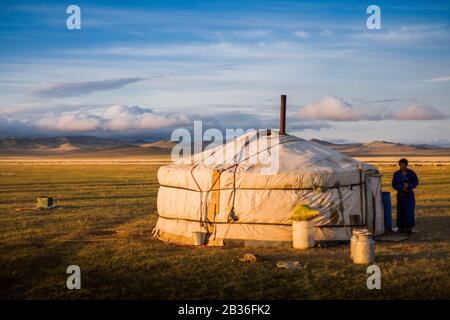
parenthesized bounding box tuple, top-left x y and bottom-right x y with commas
(153, 99, 385, 246)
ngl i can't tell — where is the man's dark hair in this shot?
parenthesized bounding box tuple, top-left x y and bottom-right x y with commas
(398, 158, 408, 166)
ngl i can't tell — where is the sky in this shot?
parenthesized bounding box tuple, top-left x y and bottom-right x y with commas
(0, 0, 449, 144)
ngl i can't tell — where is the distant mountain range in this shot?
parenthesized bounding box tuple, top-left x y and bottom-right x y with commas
(0, 136, 174, 158)
(1, 136, 449, 157)
(310, 139, 450, 156)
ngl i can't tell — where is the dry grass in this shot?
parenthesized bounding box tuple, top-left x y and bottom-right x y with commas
(0, 162, 449, 299)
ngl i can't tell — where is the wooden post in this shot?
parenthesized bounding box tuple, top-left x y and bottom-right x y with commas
(206, 169, 220, 236)
(280, 94, 286, 135)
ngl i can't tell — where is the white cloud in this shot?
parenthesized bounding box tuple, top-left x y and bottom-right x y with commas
(293, 30, 310, 39)
(0, 104, 332, 138)
(355, 24, 450, 44)
(35, 113, 102, 132)
(426, 76, 450, 82)
(296, 96, 447, 121)
(72, 41, 347, 60)
(1, 101, 446, 138)
(101, 105, 190, 130)
(32, 105, 191, 133)
(390, 104, 445, 121)
(297, 96, 364, 121)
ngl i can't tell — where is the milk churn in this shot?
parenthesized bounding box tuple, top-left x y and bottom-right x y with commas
(350, 228, 367, 260)
(353, 230, 375, 264)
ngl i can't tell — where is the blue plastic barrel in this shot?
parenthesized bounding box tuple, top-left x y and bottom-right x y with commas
(382, 192, 392, 232)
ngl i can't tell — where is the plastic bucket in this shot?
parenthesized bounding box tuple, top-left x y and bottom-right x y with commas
(382, 192, 392, 232)
(292, 220, 314, 249)
(192, 232, 207, 246)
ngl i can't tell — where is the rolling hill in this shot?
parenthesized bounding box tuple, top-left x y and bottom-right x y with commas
(1, 136, 449, 158)
(310, 139, 450, 156)
(0, 136, 172, 158)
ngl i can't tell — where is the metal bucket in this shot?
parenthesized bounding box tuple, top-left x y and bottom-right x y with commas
(292, 220, 314, 249)
(192, 232, 207, 246)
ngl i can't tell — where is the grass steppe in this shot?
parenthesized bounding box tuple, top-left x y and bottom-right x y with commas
(0, 162, 449, 299)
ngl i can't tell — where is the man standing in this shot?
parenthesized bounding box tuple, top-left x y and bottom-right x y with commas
(392, 158, 419, 235)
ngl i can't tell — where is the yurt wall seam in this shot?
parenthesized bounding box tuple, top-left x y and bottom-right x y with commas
(158, 182, 364, 192)
(156, 215, 368, 228)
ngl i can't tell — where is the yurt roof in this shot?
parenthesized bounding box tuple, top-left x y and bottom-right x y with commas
(175, 130, 373, 174)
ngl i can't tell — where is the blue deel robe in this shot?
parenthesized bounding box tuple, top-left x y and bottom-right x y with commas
(392, 169, 419, 229)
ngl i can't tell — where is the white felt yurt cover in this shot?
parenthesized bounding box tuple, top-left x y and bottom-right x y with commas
(153, 130, 384, 245)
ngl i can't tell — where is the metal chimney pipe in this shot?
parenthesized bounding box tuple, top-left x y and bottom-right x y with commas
(280, 94, 287, 135)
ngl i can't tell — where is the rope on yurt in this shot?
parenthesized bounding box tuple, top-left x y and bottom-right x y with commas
(189, 163, 207, 230)
(221, 134, 303, 239)
(181, 134, 365, 239)
(193, 165, 229, 237)
(301, 153, 344, 169)
(227, 136, 248, 223)
(194, 133, 302, 179)
(198, 139, 229, 164)
(159, 182, 364, 192)
(223, 137, 301, 169)
(188, 133, 249, 234)
(198, 129, 257, 166)
(157, 214, 368, 228)
(228, 163, 239, 223)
